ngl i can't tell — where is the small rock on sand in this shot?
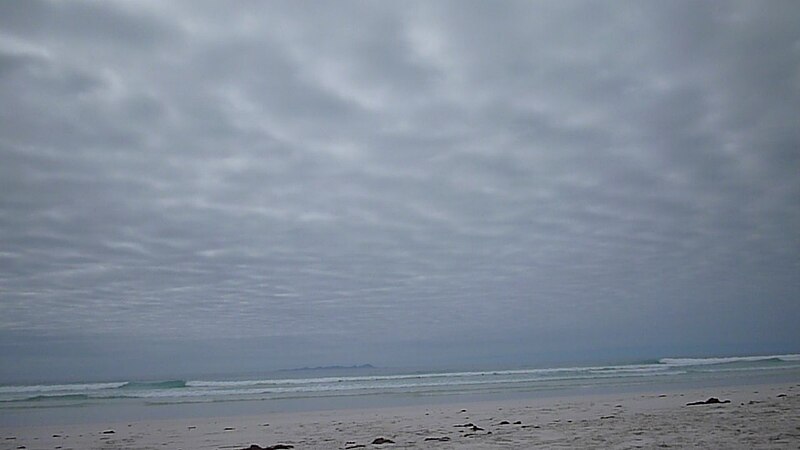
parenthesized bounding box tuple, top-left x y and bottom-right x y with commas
(371, 437, 395, 444)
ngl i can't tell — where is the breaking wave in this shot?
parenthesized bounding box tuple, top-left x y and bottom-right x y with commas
(119, 380, 188, 390)
(659, 354, 800, 366)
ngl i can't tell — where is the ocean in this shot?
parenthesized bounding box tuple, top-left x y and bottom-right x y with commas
(2, 353, 799, 426)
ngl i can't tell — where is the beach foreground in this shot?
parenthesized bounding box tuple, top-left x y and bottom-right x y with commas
(1, 382, 798, 449)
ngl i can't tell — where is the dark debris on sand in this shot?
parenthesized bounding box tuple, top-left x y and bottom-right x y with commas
(686, 397, 731, 406)
(453, 422, 486, 432)
(239, 444, 294, 450)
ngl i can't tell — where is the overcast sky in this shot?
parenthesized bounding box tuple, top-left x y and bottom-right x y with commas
(1, 1, 799, 381)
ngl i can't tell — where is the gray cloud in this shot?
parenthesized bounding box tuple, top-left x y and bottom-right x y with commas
(1, 0, 799, 376)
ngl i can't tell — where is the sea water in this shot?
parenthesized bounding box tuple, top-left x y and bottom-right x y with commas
(2, 353, 799, 426)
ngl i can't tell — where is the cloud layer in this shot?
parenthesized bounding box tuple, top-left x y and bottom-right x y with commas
(1, 1, 798, 369)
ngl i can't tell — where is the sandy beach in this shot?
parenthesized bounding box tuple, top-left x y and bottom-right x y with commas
(1, 381, 797, 449)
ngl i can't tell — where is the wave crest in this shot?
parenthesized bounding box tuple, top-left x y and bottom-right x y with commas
(119, 380, 187, 390)
(659, 354, 800, 366)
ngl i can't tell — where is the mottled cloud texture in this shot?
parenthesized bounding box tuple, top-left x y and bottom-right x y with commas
(1, 1, 798, 377)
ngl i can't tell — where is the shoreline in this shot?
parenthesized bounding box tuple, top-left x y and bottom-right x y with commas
(3, 363, 798, 429)
(2, 380, 798, 449)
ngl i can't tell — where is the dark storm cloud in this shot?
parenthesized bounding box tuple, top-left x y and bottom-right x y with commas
(0, 0, 798, 371)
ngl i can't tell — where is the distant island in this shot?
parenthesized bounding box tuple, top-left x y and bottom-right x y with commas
(280, 364, 375, 372)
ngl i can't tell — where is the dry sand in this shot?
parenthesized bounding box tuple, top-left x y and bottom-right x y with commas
(1, 382, 798, 449)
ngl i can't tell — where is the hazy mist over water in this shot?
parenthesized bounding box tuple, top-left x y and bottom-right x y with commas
(1, 1, 799, 384)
